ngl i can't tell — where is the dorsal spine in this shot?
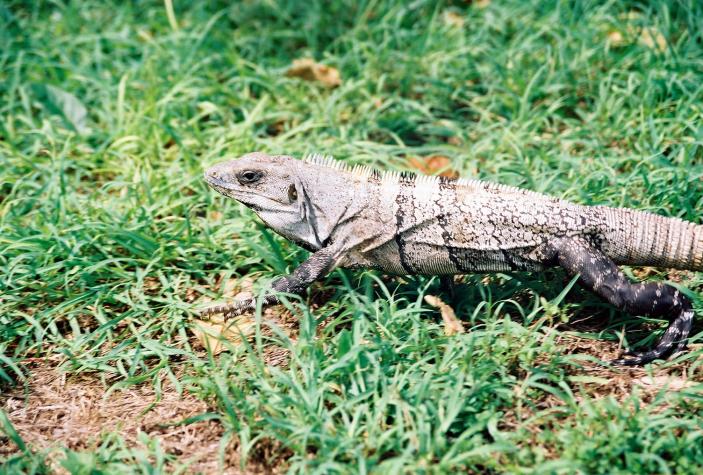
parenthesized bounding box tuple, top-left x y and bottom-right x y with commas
(302, 153, 556, 200)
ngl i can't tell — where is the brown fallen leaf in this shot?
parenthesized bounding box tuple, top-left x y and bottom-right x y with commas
(666, 269, 695, 283)
(192, 278, 257, 354)
(222, 277, 243, 296)
(606, 30, 625, 47)
(606, 15, 666, 52)
(208, 210, 223, 221)
(424, 295, 465, 336)
(639, 27, 667, 52)
(632, 267, 657, 279)
(442, 10, 464, 28)
(407, 155, 459, 178)
(633, 376, 696, 391)
(143, 276, 161, 293)
(286, 58, 341, 88)
(191, 314, 257, 355)
(185, 287, 200, 302)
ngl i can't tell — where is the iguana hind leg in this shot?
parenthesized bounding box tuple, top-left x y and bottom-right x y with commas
(553, 237, 693, 366)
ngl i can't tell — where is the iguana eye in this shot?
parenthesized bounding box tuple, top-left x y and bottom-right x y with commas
(288, 184, 298, 202)
(237, 170, 264, 184)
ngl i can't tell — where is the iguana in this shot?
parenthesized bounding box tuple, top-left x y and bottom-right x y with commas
(202, 152, 702, 366)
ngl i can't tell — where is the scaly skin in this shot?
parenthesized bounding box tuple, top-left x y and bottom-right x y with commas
(202, 152, 702, 366)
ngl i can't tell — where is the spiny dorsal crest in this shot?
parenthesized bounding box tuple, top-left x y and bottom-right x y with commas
(302, 153, 555, 200)
(304, 153, 376, 180)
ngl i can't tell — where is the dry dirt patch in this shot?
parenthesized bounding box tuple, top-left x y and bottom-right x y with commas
(499, 334, 703, 461)
(550, 333, 702, 403)
(0, 359, 277, 474)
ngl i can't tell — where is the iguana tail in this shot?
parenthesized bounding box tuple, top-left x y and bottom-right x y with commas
(597, 206, 703, 271)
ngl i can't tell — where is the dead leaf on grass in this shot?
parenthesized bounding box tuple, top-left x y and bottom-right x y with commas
(666, 269, 695, 283)
(222, 276, 244, 296)
(185, 287, 200, 302)
(606, 30, 625, 47)
(191, 314, 257, 355)
(631, 266, 657, 279)
(193, 279, 257, 354)
(142, 276, 161, 295)
(424, 295, 465, 336)
(442, 11, 464, 28)
(639, 27, 667, 52)
(633, 375, 696, 391)
(606, 22, 667, 52)
(447, 135, 462, 146)
(407, 155, 459, 178)
(207, 210, 223, 221)
(199, 276, 252, 306)
(286, 58, 341, 88)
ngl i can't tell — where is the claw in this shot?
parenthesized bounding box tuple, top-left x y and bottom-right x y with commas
(198, 298, 255, 319)
(222, 305, 246, 320)
(672, 339, 688, 356)
(610, 356, 643, 366)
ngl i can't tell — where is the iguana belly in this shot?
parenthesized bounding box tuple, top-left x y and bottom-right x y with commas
(362, 239, 546, 275)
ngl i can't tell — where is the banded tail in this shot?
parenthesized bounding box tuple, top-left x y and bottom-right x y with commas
(598, 206, 703, 271)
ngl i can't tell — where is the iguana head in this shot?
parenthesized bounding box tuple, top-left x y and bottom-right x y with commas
(205, 152, 355, 251)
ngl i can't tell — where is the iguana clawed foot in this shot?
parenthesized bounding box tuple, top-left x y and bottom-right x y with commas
(198, 249, 338, 320)
(199, 298, 256, 320)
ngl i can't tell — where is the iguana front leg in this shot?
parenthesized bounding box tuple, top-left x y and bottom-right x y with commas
(552, 237, 694, 365)
(199, 247, 341, 319)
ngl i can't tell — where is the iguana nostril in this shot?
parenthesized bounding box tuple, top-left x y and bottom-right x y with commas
(205, 167, 222, 181)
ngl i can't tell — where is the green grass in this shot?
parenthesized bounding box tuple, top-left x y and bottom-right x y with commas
(2, 0, 703, 473)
